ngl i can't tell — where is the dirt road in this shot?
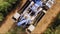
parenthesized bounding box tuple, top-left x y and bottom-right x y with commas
(0, 0, 27, 33)
(31, 0, 60, 34)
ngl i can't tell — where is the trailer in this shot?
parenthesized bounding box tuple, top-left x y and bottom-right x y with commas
(12, 0, 55, 34)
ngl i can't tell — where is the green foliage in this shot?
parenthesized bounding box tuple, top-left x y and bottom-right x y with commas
(0, 0, 17, 12)
(55, 25, 60, 34)
(0, 2, 11, 12)
(5, 0, 17, 4)
(0, 13, 4, 22)
(7, 26, 25, 34)
(0, 0, 18, 22)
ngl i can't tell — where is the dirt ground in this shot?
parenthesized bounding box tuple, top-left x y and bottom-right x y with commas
(0, 0, 27, 34)
(31, 0, 60, 34)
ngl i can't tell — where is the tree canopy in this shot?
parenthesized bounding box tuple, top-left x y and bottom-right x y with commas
(0, 0, 18, 22)
(0, 13, 4, 22)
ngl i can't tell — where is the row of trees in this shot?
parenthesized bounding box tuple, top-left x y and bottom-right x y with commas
(0, 0, 18, 22)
